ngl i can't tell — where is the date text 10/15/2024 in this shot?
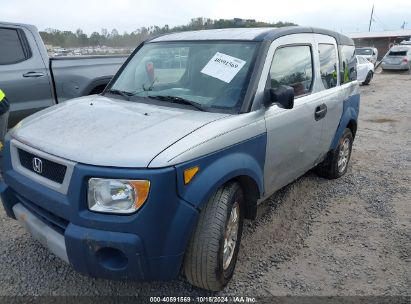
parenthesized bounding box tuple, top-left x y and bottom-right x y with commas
(149, 296, 257, 303)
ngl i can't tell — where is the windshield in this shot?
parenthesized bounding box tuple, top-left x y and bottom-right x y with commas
(107, 41, 259, 112)
(356, 48, 373, 55)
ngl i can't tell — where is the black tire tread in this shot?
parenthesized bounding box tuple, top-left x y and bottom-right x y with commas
(184, 182, 240, 291)
(363, 71, 373, 85)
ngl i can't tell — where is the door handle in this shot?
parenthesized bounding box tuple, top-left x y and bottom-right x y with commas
(23, 71, 45, 78)
(315, 104, 327, 121)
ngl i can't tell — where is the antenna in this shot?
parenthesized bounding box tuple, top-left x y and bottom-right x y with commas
(368, 5, 374, 32)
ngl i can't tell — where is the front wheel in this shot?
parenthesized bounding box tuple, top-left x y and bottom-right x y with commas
(183, 182, 244, 291)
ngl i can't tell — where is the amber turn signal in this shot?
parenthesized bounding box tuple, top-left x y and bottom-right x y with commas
(184, 166, 199, 185)
(129, 180, 151, 208)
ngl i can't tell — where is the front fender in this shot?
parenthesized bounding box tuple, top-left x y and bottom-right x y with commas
(174, 134, 266, 209)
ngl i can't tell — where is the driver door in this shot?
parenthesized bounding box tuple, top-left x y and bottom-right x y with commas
(262, 34, 327, 195)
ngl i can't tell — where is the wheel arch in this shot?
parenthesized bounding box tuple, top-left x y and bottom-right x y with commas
(87, 84, 107, 95)
(174, 135, 266, 220)
(81, 76, 112, 96)
(183, 171, 261, 220)
(347, 119, 357, 139)
(230, 175, 260, 220)
(177, 162, 264, 218)
(330, 93, 360, 150)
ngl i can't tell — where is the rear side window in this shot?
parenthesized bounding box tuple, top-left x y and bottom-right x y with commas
(339, 45, 357, 84)
(389, 51, 407, 56)
(269, 45, 313, 97)
(0, 28, 30, 65)
(318, 44, 337, 89)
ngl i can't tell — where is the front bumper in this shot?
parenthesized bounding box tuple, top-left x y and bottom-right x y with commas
(13, 203, 68, 263)
(10, 201, 149, 280)
(1, 178, 197, 281)
(0, 138, 199, 281)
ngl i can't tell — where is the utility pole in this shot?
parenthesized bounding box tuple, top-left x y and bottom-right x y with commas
(368, 5, 374, 32)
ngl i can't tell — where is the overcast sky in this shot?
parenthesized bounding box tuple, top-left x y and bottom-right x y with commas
(2, 0, 411, 35)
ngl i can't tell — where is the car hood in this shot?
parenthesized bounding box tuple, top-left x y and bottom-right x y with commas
(11, 95, 229, 167)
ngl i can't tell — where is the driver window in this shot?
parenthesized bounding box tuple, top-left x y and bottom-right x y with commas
(269, 45, 313, 97)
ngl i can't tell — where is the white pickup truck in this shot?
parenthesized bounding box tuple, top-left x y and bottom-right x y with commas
(0, 21, 127, 126)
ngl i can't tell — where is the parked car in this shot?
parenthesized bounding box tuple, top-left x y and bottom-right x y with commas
(381, 45, 411, 71)
(0, 27, 360, 291)
(0, 22, 127, 126)
(355, 47, 378, 65)
(357, 55, 374, 85)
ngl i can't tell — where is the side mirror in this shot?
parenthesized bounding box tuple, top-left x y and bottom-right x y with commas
(264, 85, 294, 109)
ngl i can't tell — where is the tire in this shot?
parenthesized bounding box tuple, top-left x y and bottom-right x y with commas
(362, 71, 373, 85)
(316, 128, 353, 179)
(183, 182, 244, 291)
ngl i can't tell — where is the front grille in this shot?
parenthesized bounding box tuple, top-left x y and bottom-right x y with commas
(16, 193, 69, 234)
(18, 149, 67, 184)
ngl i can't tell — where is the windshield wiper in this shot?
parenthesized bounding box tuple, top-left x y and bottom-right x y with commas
(106, 89, 134, 100)
(148, 95, 206, 112)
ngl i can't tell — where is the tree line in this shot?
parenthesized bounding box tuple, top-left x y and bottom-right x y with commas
(39, 17, 296, 48)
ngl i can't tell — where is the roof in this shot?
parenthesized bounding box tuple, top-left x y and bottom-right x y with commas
(0, 21, 38, 31)
(151, 27, 276, 41)
(348, 30, 411, 39)
(151, 26, 354, 45)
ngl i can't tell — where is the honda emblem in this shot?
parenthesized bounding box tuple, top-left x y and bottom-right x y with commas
(32, 157, 43, 174)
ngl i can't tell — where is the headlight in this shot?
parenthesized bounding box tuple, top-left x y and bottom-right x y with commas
(88, 178, 150, 214)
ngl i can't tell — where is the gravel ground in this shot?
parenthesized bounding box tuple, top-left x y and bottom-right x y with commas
(0, 72, 410, 297)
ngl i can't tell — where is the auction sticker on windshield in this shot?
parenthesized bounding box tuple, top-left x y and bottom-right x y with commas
(201, 52, 246, 83)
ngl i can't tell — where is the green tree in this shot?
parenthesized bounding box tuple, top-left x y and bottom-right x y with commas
(39, 18, 297, 51)
(90, 32, 101, 47)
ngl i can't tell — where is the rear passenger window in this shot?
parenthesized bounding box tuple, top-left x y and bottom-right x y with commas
(388, 51, 407, 56)
(269, 45, 313, 97)
(318, 44, 338, 89)
(339, 45, 357, 84)
(0, 28, 29, 65)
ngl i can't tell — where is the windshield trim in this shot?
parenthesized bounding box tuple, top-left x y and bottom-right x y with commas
(103, 40, 262, 115)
